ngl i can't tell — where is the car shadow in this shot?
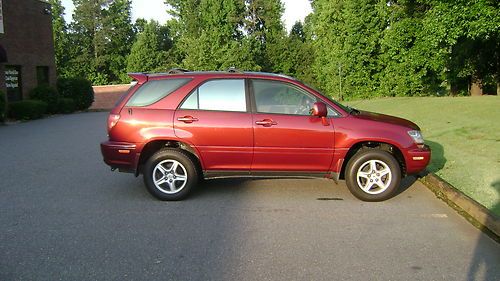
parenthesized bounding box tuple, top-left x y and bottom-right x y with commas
(189, 178, 252, 199)
(425, 139, 446, 174)
(394, 175, 417, 197)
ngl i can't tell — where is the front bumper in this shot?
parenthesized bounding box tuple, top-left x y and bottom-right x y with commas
(100, 141, 139, 173)
(405, 144, 431, 175)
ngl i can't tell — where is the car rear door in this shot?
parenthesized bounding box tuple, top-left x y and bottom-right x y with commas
(250, 79, 334, 173)
(174, 79, 253, 172)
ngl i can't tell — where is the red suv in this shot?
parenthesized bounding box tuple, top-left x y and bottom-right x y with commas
(101, 70, 430, 201)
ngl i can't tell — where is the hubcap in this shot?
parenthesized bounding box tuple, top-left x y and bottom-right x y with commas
(356, 160, 392, 195)
(152, 160, 188, 194)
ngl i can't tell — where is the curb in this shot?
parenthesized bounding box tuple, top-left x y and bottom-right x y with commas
(419, 173, 500, 243)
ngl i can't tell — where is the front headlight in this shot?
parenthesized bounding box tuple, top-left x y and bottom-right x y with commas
(408, 130, 424, 144)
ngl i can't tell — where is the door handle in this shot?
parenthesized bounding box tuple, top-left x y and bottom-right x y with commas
(177, 116, 199, 123)
(255, 119, 277, 127)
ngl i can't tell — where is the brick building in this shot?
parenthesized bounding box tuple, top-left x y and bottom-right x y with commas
(0, 0, 56, 102)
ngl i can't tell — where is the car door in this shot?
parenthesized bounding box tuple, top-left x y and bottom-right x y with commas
(174, 79, 253, 171)
(250, 79, 334, 173)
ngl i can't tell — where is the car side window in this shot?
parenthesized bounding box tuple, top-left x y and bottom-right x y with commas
(252, 80, 317, 115)
(126, 78, 191, 107)
(180, 79, 246, 112)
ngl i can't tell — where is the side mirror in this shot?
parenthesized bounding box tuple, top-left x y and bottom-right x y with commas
(312, 102, 327, 117)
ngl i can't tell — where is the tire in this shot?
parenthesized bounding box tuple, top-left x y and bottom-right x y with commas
(345, 149, 401, 202)
(143, 148, 199, 201)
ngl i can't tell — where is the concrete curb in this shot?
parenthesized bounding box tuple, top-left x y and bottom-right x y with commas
(419, 173, 499, 242)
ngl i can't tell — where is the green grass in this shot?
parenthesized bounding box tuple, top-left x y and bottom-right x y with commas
(347, 96, 500, 216)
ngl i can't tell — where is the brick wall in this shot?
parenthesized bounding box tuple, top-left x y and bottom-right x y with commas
(0, 0, 57, 100)
(91, 84, 131, 111)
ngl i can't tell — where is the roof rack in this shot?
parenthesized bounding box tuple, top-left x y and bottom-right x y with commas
(226, 67, 242, 73)
(167, 68, 190, 74)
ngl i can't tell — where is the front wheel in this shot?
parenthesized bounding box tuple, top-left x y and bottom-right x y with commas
(143, 149, 199, 201)
(345, 149, 401, 201)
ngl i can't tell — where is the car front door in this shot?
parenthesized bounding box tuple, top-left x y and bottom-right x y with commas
(174, 79, 253, 172)
(250, 79, 335, 173)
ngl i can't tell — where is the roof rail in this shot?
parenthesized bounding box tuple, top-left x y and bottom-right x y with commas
(226, 67, 242, 73)
(167, 68, 190, 74)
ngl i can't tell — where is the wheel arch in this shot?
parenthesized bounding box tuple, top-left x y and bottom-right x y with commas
(339, 141, 406, 180)
(136, 139, 203, 176)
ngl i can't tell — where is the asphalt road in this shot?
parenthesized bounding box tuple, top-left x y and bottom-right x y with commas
(0, 112, 499, 281)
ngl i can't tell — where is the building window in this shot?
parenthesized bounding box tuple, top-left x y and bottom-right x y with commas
(5, 65, 22, 102)
(36, 66, 49, 85)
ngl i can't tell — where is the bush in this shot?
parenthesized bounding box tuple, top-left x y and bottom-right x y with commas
(29, 84, 59, 114)
(0, 91, 6, 122)
(57, 78, 94, 111)
(58, 98, 76, 114)
(8, 100, 48, 120)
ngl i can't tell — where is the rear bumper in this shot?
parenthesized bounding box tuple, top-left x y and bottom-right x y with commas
(405, 144, 431, 175)
(100, 141, 139, 173)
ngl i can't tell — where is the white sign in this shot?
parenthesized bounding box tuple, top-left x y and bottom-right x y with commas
(0, 0, 3, 34)
(5, 69, 19, 88)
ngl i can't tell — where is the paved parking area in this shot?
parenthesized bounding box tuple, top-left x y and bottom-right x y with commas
(0, 112, 499, 280)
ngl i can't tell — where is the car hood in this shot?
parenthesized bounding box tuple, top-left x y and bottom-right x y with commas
(353, 110, 420, 130)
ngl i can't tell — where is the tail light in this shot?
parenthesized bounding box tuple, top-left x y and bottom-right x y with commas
(107, 114, 120, 132)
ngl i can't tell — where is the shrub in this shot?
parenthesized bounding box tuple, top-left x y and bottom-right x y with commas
(58, 98, 76, 114)
(29, 84, 59, 114)
(57, 78, 94, 111)
(8, 100, 48, 120)
(0, 91, 6, 122)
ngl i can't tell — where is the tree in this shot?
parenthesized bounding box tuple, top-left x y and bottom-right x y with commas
(378, 1, 432, 96)
(68, 0, 111, 84)
(67, 0, 134, 84)
(283, 21, 317, 86)
(245, 0, 287, 72)
(339, 0, 386, 99)
(49, 0, 69, 77)
(105, 0, 135, 83)
(422, 0, 500, 95)
(166, 0, 258, 71)
(379, 0, 500, 96)
(127, 20, 174, 73)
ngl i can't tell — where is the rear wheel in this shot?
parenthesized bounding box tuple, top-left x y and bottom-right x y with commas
(345, 149, 401, 201)
(143, 149, 198, 201)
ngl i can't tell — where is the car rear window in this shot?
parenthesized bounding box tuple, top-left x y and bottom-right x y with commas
(126, 78, 191, 107)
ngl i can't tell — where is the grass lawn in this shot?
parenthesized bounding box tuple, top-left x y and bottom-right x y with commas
(347, 96, 500, 216)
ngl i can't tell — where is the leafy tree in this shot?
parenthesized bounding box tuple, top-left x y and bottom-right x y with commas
(339, 0, 386, 99)
(245, 0, 287, 72)
(284, 21, 317, 87)
(310, 0, 349, 100)
(127, 20, 174, 73)
(378, 0, 431, 96)
(421, 0, 500, 95)
(104, 0, 135, 83)
(166, 0, 258, 71)
(49, 0, 69, 76)
(67, 0, 134, 84)
(68, 0, 111, 84)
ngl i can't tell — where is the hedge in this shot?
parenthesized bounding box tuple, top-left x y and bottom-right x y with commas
(29, 84, 59, 114)
(58, 98, 76, 114)
(57, 78, 94, 111)
(8, 100, 48, 120)
(0, 91, 5, 122)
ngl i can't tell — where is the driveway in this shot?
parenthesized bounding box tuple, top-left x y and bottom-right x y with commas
(0, 112, 498, 281)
